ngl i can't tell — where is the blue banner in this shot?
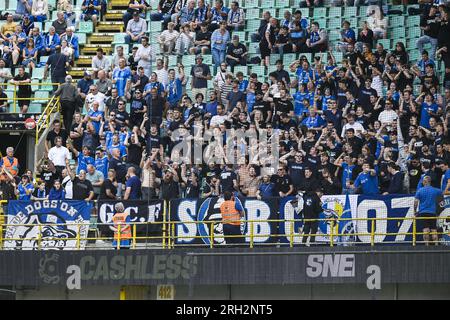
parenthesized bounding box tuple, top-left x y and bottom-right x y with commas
(170, 197, 278, 246)
(4, 200, 92, 250)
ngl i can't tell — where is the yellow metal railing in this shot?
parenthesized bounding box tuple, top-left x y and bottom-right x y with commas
(35, 95, 61, 145)
(0, 82, 61, 113)
(0, 215, 447, 250)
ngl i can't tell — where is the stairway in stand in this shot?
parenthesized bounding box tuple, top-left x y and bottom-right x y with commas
(69, 0, 128, 79)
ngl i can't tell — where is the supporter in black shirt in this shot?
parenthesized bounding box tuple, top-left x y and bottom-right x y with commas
(159, 169, 179, 200)
(146, 87, 166, 127)
(225, 35, 247, 71)
(220, 165, 238, 192)
(115, 100, 130, 128)
(272, 166, 294, 197)
(40, 161, 59, 193)
(46, 120, 69, 150)
(297, 167, 319, 193)
(131, 68, 150, 96)
(321, 168, 341, 195)
(125, 127, 145, 167)
(109, 149, 127, 184)
(129, 90, 148, 127)
(72, 171, 94, 200)
(99, 169, 118, 200)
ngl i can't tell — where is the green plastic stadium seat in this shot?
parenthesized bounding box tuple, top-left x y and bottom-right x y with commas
(270, 54, 281, 65)
(182, 55, 196, 67)
(250, 65, 266, 76)
(265, 8, 276, 18)
(328, 7, 341, 18)
(32, 68, 45, 79)
(168, 55, 177, 67)
(346, 17, 357, 29)
(233, 66, 248, 75)
(406, 16, 421, 27)
(44, 21, 52, 32)
(313, 18, 327, 29)
(327, 17, 342, 30)
(0, 0, 6, 10)
(299, 8, 309, 18)
(34, 91, 49, 104)
(377, 38, 391, 50)
(77, 33, 87, 45)
(148, 21, 162, 32)
(7, 0, 16, 11)
(233, 31, 246, 42)
(389, 5, 404, 13)
(113, 33, 126, 44)
(249, 43, 259, 54)
(78, 21, 93, 33)
(390, 16, 405, 28)
(246, 20, 260, 34)
(328, 30, 341, 42)
(246, 8, 260, 20)
(244, 0, 259, 8)
(333, 52, 343, 64)
(408, 26, 421, 39)
(29, 104, 42, 113)
(203, 54, 212, 65)
(358, 6, 368, 17)
(268, 65, 277, 74)
(282, 53, 297, 66)
(343, 7, 357, 18)
(390, 27, 406, 39)
(275, 0, 290, 8)
(313, 7, 327, 18)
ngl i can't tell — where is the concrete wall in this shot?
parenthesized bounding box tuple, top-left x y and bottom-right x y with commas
(12, 283, 450, 300)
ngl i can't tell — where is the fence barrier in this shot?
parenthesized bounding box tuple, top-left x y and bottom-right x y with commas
(0, 195, 449, 250)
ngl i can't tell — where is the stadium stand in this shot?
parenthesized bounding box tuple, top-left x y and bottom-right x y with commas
(0, 0, 450, 250)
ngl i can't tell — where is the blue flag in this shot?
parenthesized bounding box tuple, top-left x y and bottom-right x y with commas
(338, 193, 355, 245)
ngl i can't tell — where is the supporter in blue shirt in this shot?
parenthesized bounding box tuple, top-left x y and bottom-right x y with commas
(48, 180, 65, 200)
(236, 72, 248, 92)
(77, 72, 94, 99)
(17, 175, 34, 200)
(416, 50, 435, 76)
(414, 175, 443, 244)
(440, 162, 450, 193)
(419, 93, 439, 129)
(124, 167, 142, 200)
(94, 148, 109, 178)
(166, 67, 184, 108)
(70, 145, 95, 174)
(112, 59, 132, 97)
(257, 175, 275, 198)
(210, 0, 229, 29)
(294, 60, 313, 84)
(301, 107, 325, 130)
(205, 92, 219, 116)
(352, 163, 379, 195)
(40, 26, 60, 56)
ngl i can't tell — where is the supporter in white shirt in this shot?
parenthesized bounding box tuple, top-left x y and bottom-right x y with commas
(85, 85, 106, 112)
(378, 100, 398, 125)
(210, 104, 228, 127)
(370, 69, 383, 97)
(61, 168, 73, 199)
(341, 114, 366, 138)
(157, 22, 179, 55)
(134, 36, 154, 78)
(154, 58, 168, 87)
(48, 136, 71, 169)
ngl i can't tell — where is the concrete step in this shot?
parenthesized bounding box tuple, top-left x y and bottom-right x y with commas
(96, 22, 124, 33)
(81, 44, 114, 55)
(89, 33, 115, 44)
(104, 11, 125, 21)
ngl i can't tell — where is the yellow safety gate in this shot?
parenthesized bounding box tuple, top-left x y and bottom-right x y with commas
(0, 200, 448, 250)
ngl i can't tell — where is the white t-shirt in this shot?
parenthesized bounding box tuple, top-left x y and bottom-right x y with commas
(341, 122, 366, 138)
(62, 175, 73, 199)
(85, 92, 106, 112)
(48, 146, 70, 167)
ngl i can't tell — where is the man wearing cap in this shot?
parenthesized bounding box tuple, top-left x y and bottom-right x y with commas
(125, 11, 147, 45)
(44, 45, 69, 92)
(190, 54, 211, 101)
(225, 35, 247, 72)
(77, 71, 94, 100)
(54, 75, 79, 130)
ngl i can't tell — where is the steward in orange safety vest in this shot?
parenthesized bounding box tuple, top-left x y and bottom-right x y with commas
(110, 202, 131, 249)
(1, 147, 19, 181)
(220, 191, 245, 244)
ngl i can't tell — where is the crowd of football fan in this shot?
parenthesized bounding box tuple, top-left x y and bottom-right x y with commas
(0, 0, 450, 202)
